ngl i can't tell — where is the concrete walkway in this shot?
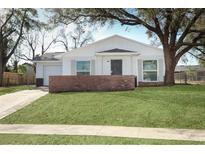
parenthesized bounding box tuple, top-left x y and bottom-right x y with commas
(0, 90, 48, 119)
(0, 124, 204, 141)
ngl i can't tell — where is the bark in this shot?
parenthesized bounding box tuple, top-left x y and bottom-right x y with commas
(14, 61, 18, 73)
(0, 53, 8, 86)
(0, 53, 3, 86)
(163, 47, 176, 85)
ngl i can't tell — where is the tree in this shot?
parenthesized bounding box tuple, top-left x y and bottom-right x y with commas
(22, 29, 58, 61)
(22, 31, 39, 61)
(186, 15, 205, 66)
(0, 8, 39, 86)
(10, 46, 22, 73)
(40, 30, 58, 55)
(55, 24, 93, 52)
(53, 8, 205, 85)
(18, 65, 27, 74)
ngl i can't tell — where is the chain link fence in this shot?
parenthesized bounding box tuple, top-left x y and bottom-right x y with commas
(175, 71, 205, 85)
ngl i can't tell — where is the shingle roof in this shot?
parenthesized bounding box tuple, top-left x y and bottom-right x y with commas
(33, 52, 65, 61)
(98, 48, 137, 53)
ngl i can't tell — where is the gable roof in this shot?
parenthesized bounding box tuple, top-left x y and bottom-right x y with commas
(82, 35, 162, 51)
(98, 48, 136, 53)
(55, 35, 162, 58)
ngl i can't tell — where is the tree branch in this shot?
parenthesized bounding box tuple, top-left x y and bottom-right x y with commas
(0, 8, 14, 32)
(115, 9, 157, 33)
(177, 31, 205, 49)
(189, 29, 205, 33)
(175, 31, 205, 62)
(175, 46, 193, 63)
(55, 40, 69, 51)
(179, 42, 205, 46)
(188, 51, 205, 62)
(195, 47, 205, 55)
(7, 10, 27, 60)
(177, 9, 205, 46)
(169, 10, 187, 48)
(15, 53, 32, 61)
(2, 29, 15, 39)
(42, 37, 57, 54)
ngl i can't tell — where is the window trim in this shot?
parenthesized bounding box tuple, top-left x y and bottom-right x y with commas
(76, 60, 91, 76)
(142, 60, 158, 82)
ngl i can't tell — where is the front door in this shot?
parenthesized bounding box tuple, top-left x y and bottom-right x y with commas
(111, 60, 122, 75)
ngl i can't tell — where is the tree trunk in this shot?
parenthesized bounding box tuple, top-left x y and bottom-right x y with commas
(14, 61, 18, 73)
(164, 48, 176, 86)
(0, 56, 3, 87)
(0, 52, 7, 87)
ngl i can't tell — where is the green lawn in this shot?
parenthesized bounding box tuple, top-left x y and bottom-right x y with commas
(0, 134, 204, 144)
(1, 85, 205, 129)
(0, 85, 34, 96)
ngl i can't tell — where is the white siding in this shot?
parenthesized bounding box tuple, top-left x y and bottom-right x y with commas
(43, 65, 62, 85)
(36, 63, 43, 78)
(35, 61, 62, 86)
(95, 56, 103, 75)
(62, 57, 70, 75)
(132, 56, 138, 76)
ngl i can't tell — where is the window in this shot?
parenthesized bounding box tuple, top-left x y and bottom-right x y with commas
(143, 60, 157, 81)
(76, 61, 90, 75)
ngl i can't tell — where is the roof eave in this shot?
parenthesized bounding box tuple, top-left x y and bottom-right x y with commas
(32, 60, 62, 63)
(96, 52, 140, 56)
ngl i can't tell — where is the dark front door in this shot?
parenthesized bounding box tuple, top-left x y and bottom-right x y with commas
(111, 60, 122, 75)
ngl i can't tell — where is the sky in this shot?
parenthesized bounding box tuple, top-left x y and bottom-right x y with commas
(93, 24, 150, 44)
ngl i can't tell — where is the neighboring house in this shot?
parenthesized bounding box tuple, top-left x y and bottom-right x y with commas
(22, 63, 35, 76)
(33, 35, 165, 90)
(175, 65, 205, 72)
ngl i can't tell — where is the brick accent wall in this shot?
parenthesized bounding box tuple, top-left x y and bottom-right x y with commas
(36, 78, 43, 87)
(49, 75, 136, 93)
(138, 82, 164, 87)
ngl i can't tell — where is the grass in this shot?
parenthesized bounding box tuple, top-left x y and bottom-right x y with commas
(0, 134, 204, 144)
(0, 85, 34, 96)
(1, 85, 205, 129)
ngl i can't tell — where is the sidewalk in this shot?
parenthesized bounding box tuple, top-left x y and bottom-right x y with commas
(0, 90, 48, 119)
(0, 124, 204, 141)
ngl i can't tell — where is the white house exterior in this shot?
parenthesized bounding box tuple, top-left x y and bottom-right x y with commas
(34, 35, 165, 86)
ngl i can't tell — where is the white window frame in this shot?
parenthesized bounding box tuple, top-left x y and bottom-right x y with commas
(142, 60, 158, 82)
(76, 60, 91, 75)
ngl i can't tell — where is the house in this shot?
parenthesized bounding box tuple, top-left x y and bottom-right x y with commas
(33, 35, 165, 92)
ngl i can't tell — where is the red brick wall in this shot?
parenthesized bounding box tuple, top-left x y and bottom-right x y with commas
(49, 75, 136, 92)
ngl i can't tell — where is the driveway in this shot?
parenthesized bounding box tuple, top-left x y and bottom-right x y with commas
(0, 90, 48, 119)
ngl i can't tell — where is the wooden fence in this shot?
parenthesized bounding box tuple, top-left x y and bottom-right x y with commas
(3, 72, 35, 86)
